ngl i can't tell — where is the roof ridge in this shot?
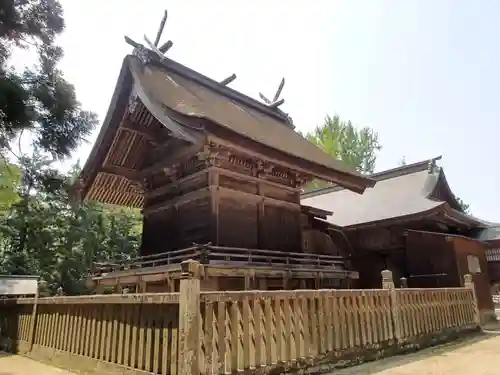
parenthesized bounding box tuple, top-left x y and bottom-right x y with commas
(301, 156, 442, 199)
(141, 53, 294, 128)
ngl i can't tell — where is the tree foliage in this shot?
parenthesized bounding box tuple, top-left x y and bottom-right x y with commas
(0, 0, 96, 159)
(0, 160, 21, 211)
(454, 196, 470, 214)
(303, 115, 382, 191)
(0, 2, 139, 295)
(0, 155, 142, 295)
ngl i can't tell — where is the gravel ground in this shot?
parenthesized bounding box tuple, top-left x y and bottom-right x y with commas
(0, 353, 75, 375)
(332, 330, 500, 375)
(1, 329, 499, 375)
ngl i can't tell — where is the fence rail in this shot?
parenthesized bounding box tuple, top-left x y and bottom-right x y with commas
(0, 261, 480, 375)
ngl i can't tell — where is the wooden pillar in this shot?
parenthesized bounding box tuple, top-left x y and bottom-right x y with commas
(464, 274, 481, 326)
(400, 277, 408, 289)
(178, 259, 202, 375)
(382, 269, 402, 343)
(95, 283, 105, 295)
(27, 284, 40, 352)
(138, 278, 147, 293)
(116, 283, 123, 294)
(282, 271, 291, 290)
(165, 272, 175, 293)
(314, 273, 320, 289)
(244, 275, 251, 290)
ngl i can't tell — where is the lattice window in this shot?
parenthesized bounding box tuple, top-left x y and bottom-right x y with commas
(486, 248, 500, 262)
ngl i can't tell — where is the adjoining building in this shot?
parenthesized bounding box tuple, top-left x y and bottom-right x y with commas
(302, 157, 497, 321)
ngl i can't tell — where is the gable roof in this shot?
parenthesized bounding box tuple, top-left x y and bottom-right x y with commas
(129, 57, 373, 184)
(301, 157, 484, 229)
(77, 51, 374, 206)
(475, 223, 500, 243)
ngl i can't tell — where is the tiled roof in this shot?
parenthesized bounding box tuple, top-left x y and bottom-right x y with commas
(301, 160, 444, 227)
(301, 158, 487, 229)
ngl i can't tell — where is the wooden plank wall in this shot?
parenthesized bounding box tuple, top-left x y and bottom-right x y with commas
(141, 166, 303, 256)
(215, 169, 301, 251)
(405, 231, 459, 288)
(452, 236, 495, 312)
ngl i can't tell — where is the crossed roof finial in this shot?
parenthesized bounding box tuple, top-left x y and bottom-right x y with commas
(259, 78, 286, 109)
(124, 9, 173, 62)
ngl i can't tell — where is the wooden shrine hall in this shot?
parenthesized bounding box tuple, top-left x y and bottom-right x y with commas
(302, 157, 497, 322)
(73, 19, 376, 293)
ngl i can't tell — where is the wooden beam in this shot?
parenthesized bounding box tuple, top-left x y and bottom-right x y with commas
(143, 187, 212, 216)
(145, 168, 209, 199)
(101, 164, 140, 182)
(205, 131, 374, 194)
(211, 166, 300, 193)
(217, 185, 301, 210)
(120, 120, 158, 145)
(141, 141, 205, 177)
(146, 137, 187, 165)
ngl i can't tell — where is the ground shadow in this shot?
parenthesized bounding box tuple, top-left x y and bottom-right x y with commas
(332, 330, 500, 375)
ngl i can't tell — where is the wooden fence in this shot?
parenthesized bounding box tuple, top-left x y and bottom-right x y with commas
(0, 261, 480, 375)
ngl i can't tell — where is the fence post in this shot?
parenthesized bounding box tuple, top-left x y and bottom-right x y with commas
(464, 274, 481, 326)
(400, 277, 408, 289)
(382, 270, 402, 343)
(27, 282, 40, 352)
(178, 259, 202, 375)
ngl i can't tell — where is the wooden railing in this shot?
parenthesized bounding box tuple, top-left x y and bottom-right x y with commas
(0, 262, 480, 375)
(92, 245, 346, 276)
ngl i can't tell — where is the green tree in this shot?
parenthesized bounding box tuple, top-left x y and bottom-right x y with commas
(455, 196, 470, 214)
(303, 115, 382, 191)
(0, 0, 96, 159)
(0, 160, 21, 212)
(0, 155, 142, 295)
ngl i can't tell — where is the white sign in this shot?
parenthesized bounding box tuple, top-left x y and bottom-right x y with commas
(0, 276, 38, 295)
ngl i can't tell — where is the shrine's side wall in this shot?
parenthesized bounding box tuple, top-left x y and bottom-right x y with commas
(452, 236, 494, 314)
(405, 230, 460, 288)
(214, 168, 302, 251)
(141, 168, 214, 255)
(140, 144, 305, 256)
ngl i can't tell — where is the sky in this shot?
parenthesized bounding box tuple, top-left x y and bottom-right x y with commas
(14, 0, 500, 221)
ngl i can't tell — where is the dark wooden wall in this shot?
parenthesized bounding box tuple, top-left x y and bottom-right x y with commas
(141, 166, 214, 255)
(350, 251, 387, 289)
(405, 231, 460, 288)
(452, 236, 494, 312)
(141, 157, 303, 255)
(488, 262, 500, 284)
(213, 168, 302, 251)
